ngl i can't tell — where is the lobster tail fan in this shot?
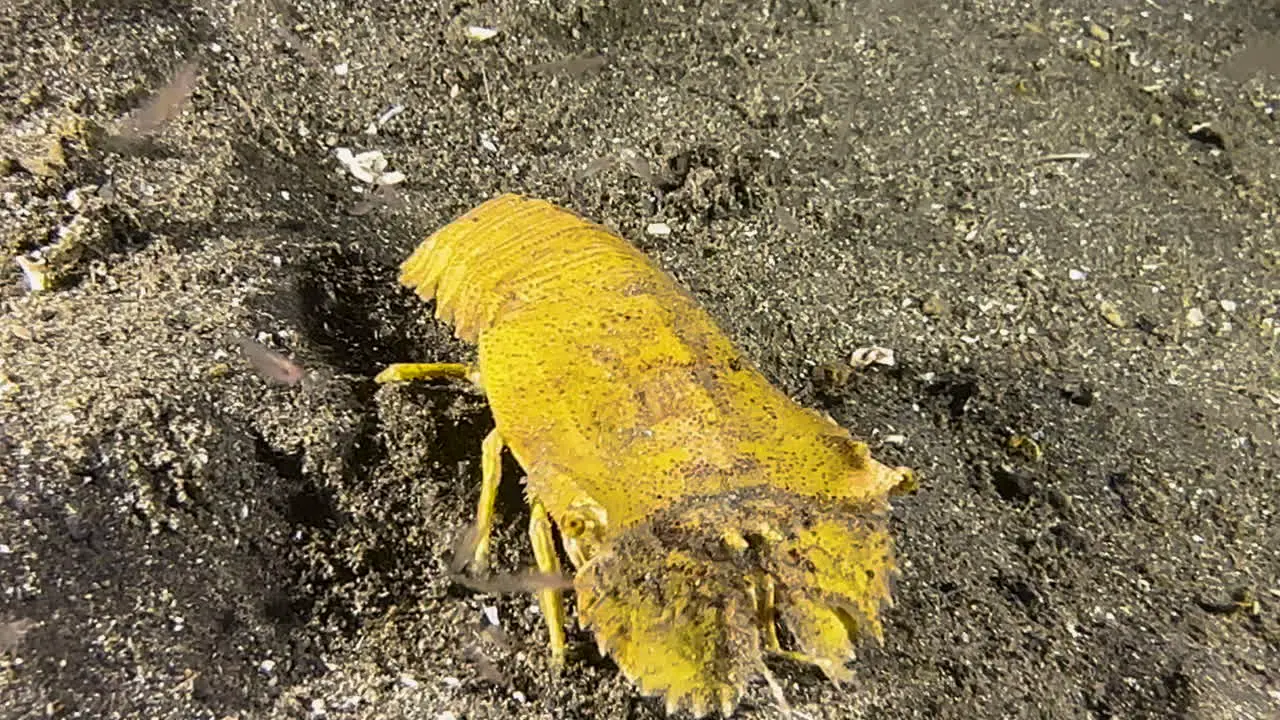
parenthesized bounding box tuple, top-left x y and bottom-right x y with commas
(396, 194, 662, 342)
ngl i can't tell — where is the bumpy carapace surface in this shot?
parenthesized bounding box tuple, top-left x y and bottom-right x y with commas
(377, 194, 914, 717)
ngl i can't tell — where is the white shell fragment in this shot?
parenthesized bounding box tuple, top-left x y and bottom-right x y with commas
(15, 255, 49, 292)
(465, 25, 499, 41)
(66, 185, 97, 211)
(366, 105, 407, 135)
(646, 222, 672, 237)
(377, 104, 405, 125)
(334, 148, 405, 185)
(850, 345, 896, 369)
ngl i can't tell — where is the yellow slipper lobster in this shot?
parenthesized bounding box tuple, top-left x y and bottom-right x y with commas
(376, 194, 914, 717)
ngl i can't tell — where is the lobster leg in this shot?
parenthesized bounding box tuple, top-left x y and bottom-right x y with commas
(376, 360, 566, 659)
(375, 361, 495, 570)
(469, 428, 504, 570)
(529, 498, 568, 663)
(374, 362, 478, 384)
(753, 573, 833, 673)
(754, 573, 784, 654)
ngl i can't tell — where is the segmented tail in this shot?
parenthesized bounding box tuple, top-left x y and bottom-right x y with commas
(399, 194, 668, 342)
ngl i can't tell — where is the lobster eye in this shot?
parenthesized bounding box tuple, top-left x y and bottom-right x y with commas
(563, 515, 587, 538)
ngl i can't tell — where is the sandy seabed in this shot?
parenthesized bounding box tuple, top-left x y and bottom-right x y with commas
(1, 2, 1278, 719)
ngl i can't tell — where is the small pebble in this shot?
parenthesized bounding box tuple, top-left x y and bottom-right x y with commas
(1069, 269, 1088, 281)
(66, 186, 96, 210)
(399, 674, 419, 689)
(646, 222, 671, 237)
(813, 362, 853, 389)
(1186, 307, 1206, 327)
(1099, 300, 1126, 328)
(466, 25, 499, 41)
(922, 295, 949, 317)
(1219, 299, 1237, 313)
(333, 62, 349, 76)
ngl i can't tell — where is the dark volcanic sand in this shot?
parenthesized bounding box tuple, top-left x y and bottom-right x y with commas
(1, 2, 1278, 719)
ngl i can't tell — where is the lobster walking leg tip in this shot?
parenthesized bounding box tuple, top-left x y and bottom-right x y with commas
(468, 543, 491, 574)
(374, 362, 473, 384)
(549, 643, 568, 668)
(373, 365, 404, 384)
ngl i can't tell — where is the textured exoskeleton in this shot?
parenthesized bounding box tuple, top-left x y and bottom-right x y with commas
(377, 194, 914, 717)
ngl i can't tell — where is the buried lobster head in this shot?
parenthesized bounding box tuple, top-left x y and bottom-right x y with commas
(573, 485, 897, 717)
